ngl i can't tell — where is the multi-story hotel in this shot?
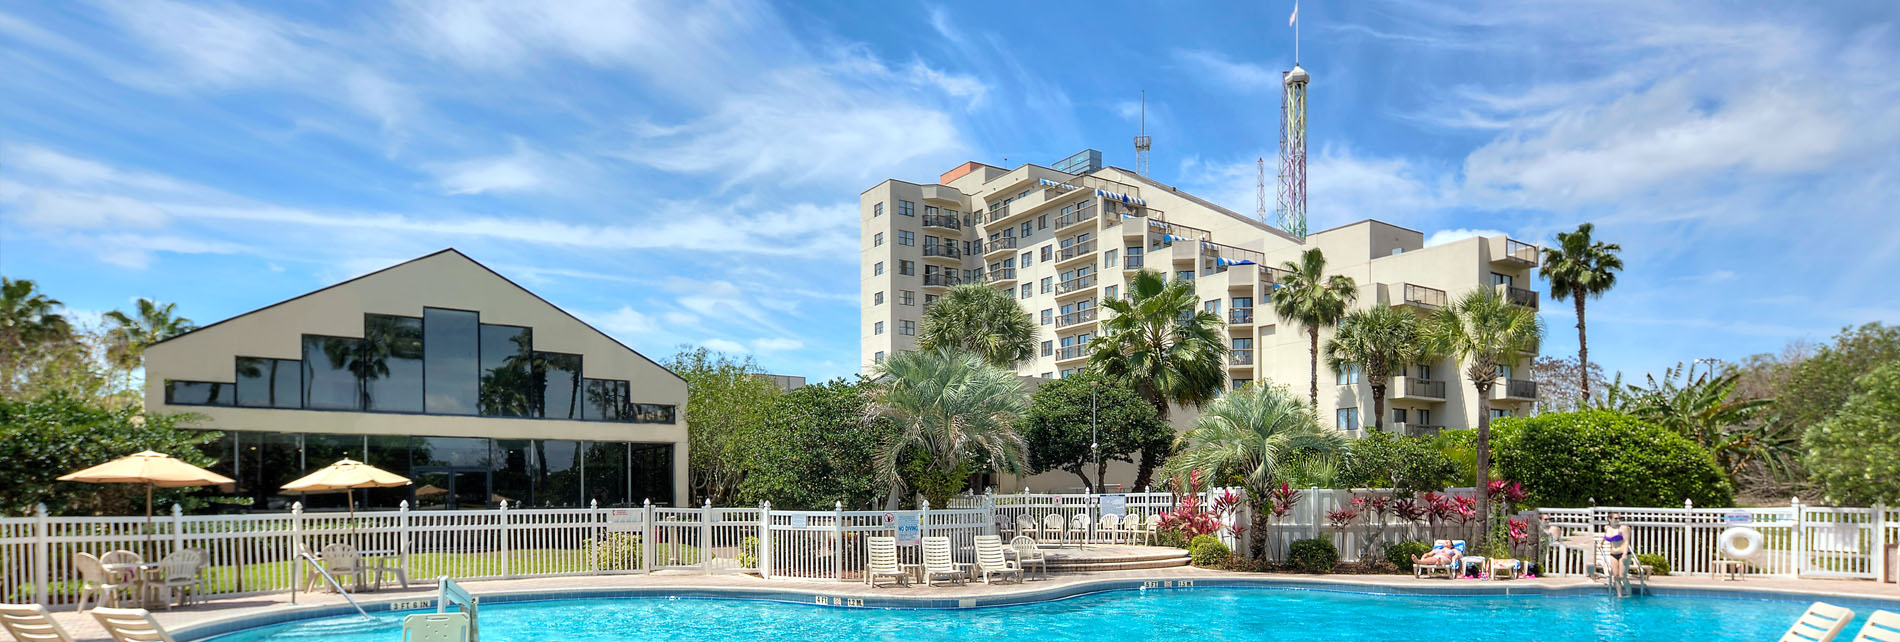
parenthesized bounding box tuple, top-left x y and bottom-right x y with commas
(860, 150, 1542, 489)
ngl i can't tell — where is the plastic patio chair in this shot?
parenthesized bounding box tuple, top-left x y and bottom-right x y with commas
(147, 550, 203, 610)
(73, 553, 133, 612)
(0, 603, 77, 642)
(1009, 536, 1048, 579)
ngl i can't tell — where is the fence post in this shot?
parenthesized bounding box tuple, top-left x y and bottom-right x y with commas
(291, 502, 304, 599)
(641, 499, 654, 574)
(587, 500, 600, 575)
(1874, 501, 1888, 584)
(1791, 496, 1806, 578)
(32, 503, 48, 606)
(833, 501, 845, 582)
(921, 499, 932, 540)
(170, 503, 185, 555)
(701, 499, 714, 575)
(1683, 499, 1695, 576)
(759, 501, 773, 579)
(399, 501, 412, 578)
(499, 500, 512, 578)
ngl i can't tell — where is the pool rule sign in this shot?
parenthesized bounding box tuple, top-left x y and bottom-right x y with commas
(889, 511, 922, 545)
(1100, 494, 1128, 517)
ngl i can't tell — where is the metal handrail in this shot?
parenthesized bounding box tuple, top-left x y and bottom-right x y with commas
(438, 576, 480, 641)
(294, 550, 372, 620)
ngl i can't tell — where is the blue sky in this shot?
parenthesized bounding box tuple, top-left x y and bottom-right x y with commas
(2, 1, 1897, 383)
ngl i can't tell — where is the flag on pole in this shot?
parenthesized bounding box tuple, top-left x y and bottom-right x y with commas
(1289, 2, 1298, 26)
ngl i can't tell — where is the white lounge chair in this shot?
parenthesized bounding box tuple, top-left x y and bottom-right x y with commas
(1040, 514, 1066, 544)
(73, 552, 134, 611)
(1850, 609, 1900, 642)
(91, 607, 178, 642)
(0, 603, 77, 642)
(864, 536, 909, 587)
(1778, 602, 1855, 642)
(147, 550, 202, 610)
(1009, 536, 1048, 579)
(1414, 540, 1464, 579)
(402, 613, 471, 642)
(920, 536, 966, 587)
(1066, 514, 1091, 546)
(1097, 514, 1121, 544)
(971, 535, 1023, 584)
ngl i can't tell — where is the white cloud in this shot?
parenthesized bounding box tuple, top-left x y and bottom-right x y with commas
(91, 234, 245, 269)
(587, 305, 657, 336)
(1170, 50, 1280, 92)
(427, 142, 560, 195)
(1424, 228, 1506, 247)
(751, 337, 803, 353)
(8, 191, 169, 230)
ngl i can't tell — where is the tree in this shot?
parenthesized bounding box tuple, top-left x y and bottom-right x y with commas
(736, 379, 891, 510)
(1087, 269, 1227, 488)
(1538, 222, 1622, 403)
(1802, 363, 1900, 505)
(1422, 288, 1542, 528)
(917, 283, 1036, 368)
(1167, 383, 1347, 557)
(1776, 323, 1900, 436)
(865, 349, 1028, 508)
(1529, 355, 1605, 414)
(665, 347, 781, 505)
(1, 277, 74, 350)
(1339, 430, 1459, 495)
(1325, 305, 1428, 428)
(1019, 373, 1173, 492)
(1270, 248, 1357, 408)
(1493, 410, 1733, 508)
(0, 391, 224, 515)
(103, 298, 196, 370)
(1607, 363, 1785, 481)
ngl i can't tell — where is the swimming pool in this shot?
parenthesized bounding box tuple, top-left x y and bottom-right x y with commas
(203, 586, 1882, 642)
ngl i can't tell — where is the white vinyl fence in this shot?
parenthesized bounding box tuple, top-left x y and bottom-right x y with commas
(1539, 499, 1898, 580)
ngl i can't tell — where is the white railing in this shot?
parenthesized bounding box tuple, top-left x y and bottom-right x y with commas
(1537, 499, 1896, 580)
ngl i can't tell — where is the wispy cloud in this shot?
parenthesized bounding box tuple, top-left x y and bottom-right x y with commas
(1170, 50, 1280, 92)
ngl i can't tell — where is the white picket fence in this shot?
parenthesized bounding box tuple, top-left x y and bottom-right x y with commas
(1539, 499, 1898, 580)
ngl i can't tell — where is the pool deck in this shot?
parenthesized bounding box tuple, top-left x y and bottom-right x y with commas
(39, 569, 1900, 641)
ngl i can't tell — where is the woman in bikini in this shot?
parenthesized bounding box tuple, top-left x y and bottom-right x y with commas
(1413, 540, 1461, 568)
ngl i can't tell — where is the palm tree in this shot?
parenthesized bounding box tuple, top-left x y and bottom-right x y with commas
(1270, 248, 1358, 408)
(917, 283, 1036, 368)
(1, 277, 74, 348)
(1539, 223, 1622, 403)
(865, 348, 1029, 509)
(1088, 269, 1227, 488)
(1325, 305, 1430, 430)
(103, 298, 196, 369)
(1422, 288, 1542, 528)
(1168, 383, 1347, 557)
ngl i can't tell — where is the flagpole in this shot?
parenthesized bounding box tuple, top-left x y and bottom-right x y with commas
(1295, 1, 1300, 64)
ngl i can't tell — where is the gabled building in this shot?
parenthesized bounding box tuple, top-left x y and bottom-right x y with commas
(144, 249, 687, 510)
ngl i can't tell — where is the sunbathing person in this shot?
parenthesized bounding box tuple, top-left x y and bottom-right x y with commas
(1413, 542, 1461, 567)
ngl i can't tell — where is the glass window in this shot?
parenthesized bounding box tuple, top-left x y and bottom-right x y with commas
(1041, 340, 1053, 356)
(1336, 363, 1361, 384)
(1233, 337, 1253, 350)
(166, 380, 232, 406)
(1020, 284, 1032, 299)
(479, 324, 534, 417)
(1337, 408, 1359, 430)
(1041, 245, 1052, 261)
(362, 314, 423, 413)
(581, 378, 628, 421)
(1205, 300, 1221, 315)
(1416, 364, 1433, 379)
(1492, 272, 1513, 287)
(236, 357, 300, 408)
(874, 351, 885, 363)
(424, 308, 479, 415)
(898, 200, 914, 216)
(899, 260, 914, 276)
(873, 202, 883, 217)
(1176, 270, 1194, 281)
(1106, 285, 1118, 300)
(1021, 251, 1032, 267)
(1394, 408, 1408, 424)
(302, 335, 364, 410)
(1233, 379, 1251, 390)
(248, 432, 303, 511)
(898, 230, 914, 246)
(1040, 276, 1053, 293)
(899, 291, 915, 306)
(900, 320, 916, 336)
(493, 438, 534, 507)
(1490, 408, 1512, 419)
(585, 441, 628, 507)
(873, 262, 883, 276)
(413, 436, 492, 468)
(533, 351, 582, 420)
(630, 443, 674, 506)
(925, 205, 939, 216)
(874, 291, 884, 305)
(874, 232, 884, 247)
(532, 440, 582, 507)
(1233, 296, 1253, 309)
(1021, 222, 1032, 238)
(874, 321, 885, 335)
(1038, 214, 1048, 229)
(629, 403, 676, 424)
(1041, 309, 1053, 325)
(1105, 249, 1117, 267)
(365, 434, 413, 507)
(1417, 409, 1432, 425)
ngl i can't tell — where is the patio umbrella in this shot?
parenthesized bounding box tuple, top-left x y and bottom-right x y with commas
(58, 450, 235, 557)
(279, 459, 411, 520)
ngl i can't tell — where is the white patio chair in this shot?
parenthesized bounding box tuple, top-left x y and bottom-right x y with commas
(994, 513, 1015, 539)
(1120, 512, 1145, 543)
(921, 537, 965, 587)
(1097, 514, 1121, 544)
(1040, 514, 1066, 544)
(1849, 609, 1899, 642)
(1067, 514, 1091, 545)
(91, 607, 178, 642)
(1015, 514, 1038, 542)
(402, 613, 470, 642)
(864, 536, 908, 587)
(1144, 514, 1163, 545)
(0, 603, 77, 642)
(1776, 602, 1855, 642)
(1010, 536, 1048, 580)
(147, 550, 203, 610)
(99, 550, 142, 568)
(971, 535, 1022, 584)
(319, 543, 366, 592)
(73, 552, 133, 612)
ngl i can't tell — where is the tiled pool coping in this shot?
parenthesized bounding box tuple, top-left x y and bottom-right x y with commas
(175, 575, 1900, 641)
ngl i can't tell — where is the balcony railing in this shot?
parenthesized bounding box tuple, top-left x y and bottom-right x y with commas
(1056, 307, 1098, 328)
(922, 245, 960, 260)
(1124, 255, 1144, 269)
(1260, 266, 1291, 289)
(1399, 377, 1447, 400)
(922, 273, 962, 287)
(1056, 274, 1097, 295)
(1501, 239, 1538, 264)
(984, 205, 1011, 224)
(1054, 205, 1098, 231)
(921, 214, 961, 230)
(1230, 349, 1254, 366)
(1229, 308, 1254, 324)
(1056, 240, 1095, 262)
(1503, 285, 1539, 309)
(986, 268, 1017, 282)
(1057, 345, 1088, 361)
(1403, 283, 1448, 309)
(983, 238, 1018, 254)
(1505, 379, 1538, 399)
(1396, 422, 1445, 438)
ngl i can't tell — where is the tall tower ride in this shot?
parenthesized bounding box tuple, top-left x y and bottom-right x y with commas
(1276, 66, 1309, 241)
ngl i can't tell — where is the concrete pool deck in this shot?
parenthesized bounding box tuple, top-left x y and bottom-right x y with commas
(35, 568, 1900, 641)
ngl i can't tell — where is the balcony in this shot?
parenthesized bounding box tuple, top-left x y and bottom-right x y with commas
(1053, 204, 1098, 231)
(1056, 240, 1096, 264)
(1400, 283, 1448, 309)
(982, 237, 1018, 256)
(1123, 255, 1145, 270)
(1391, 376, 1447, 401)
(1498, 283, 1539, 309)
(1492, 378, 1538, 401)
(1230, 349, 1254, 366)
(1229, 307, 1254, 325)
(1056, 345, 1089, 363)
(922, 273, 962, 288)
(1056, 307, 1098, 328)
(1392, 422, 1445, 438)
(985, 268, 1017, 283)
(1056, 273, 1098, 296)
(921, 245, 961, 260)
(920, 214, 961, 230)
(1492, 238, 1539, 267)
(1259, 266, 1291, 291)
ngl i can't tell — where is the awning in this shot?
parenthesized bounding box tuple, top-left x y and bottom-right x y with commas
(1040, 178, 1077, 190)
(1212, 257, 1258, 267)
(1094, 188, 1147, 207)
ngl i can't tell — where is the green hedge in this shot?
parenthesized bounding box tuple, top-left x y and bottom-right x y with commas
(1188, 534, 1230, 567)
(1493, 410, 1733, 507)
(1385, 540, 1433, 573)
(1637, 553, 1671, 576)
(1287, 538, 1338, 574)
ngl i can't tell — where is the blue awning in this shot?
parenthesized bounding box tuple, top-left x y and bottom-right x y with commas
(1094, 188, 1147, 207)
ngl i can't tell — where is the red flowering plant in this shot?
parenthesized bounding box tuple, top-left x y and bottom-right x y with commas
(1451, 495, 1478, 541)
(1393, 499, 1428, 539)
(1422, 492, 1455, 540)
(1156, 470, 1242, 542)
(1351, 494, 1395, 561)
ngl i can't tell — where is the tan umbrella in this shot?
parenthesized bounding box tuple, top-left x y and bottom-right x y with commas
(58, 450, 235, 557)
(279, 459, 411, 519)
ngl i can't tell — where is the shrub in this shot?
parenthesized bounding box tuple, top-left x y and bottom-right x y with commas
(1341, 431, 1460, 495)
(1493, 410, 1733, 507)
(589, 532, 643, 570)
(1636, 553, 1670, 576)
(1803, 363, 1900, 505)
(1385, 540, 1433, 573)
(1287, 538, 1338, 574)
(1189, 535, 1230, 567)
(739, 536, 760, 569)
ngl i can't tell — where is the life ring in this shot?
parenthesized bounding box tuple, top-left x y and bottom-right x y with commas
(1720, 527, 1764, 560)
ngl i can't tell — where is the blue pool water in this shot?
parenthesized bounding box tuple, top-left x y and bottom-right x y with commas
(204, 587, 1880, 642)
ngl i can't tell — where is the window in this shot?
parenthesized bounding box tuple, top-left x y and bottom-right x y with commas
(1020, 284, 1032, 299)
(1233, 337, 1253, 350)
(874, 291, 884, 305)
(1105, 249, 1117, 267)
(235, 357, 300, 408)
(1038, 214, 1048, 229)
(898, 230, 914, 246)
(1041, 340, 1053, 356)
(1041, 245, 1052, 261)
(1233, 296, 1253, 309)
(1205, 300, 1221, 315)
(874, 351, 885, 363)
(1042, 372, 1054, 378)
(925, 205, 939, 216)
(580, 378, 629, 421)
(1041, 309, 1053, 325)
(1417, 409, 1431, 425)
(1416, 364, 1433, 379)
(1496, 364, 1512, 378)
(1336, 363, 1361, 384)
(873, 202, 884, 217)
(1105, 285, 1118, 300)
(874, 321, 885, 335)
(1491, 272, 1513, 287)
(533, 352, 582, 419)
(898, 200, 915, 216)
(1394, 408, 1408, 424)
(924, 293, 939, 305)
(1040, 276, 1053, 293)
(899, 260, 914, 276)
(166, 380, 232, 406)
(1336, 408, 1360, 431)
(874, 232, 884, 247)
(1489, 408, 1512, 419)
(899, 290, 915, 306)
(1021, 222, 1032, 238)
(1232, 379, 1252, 390)
(1176, 270, 1194, 282)
(1021, 251, 1032, 267)
(423, 308, 478, 415)
(303, 335, 364, 410)
(900, 320, 916, 336)
(874, 262, 884, 276)
(363, 314, 424, 413)
(479, 324, 533, 417)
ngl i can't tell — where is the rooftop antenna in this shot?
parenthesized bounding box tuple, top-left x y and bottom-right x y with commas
(1276, 1, 1309, 240)
(1133, 90, 1151, 177)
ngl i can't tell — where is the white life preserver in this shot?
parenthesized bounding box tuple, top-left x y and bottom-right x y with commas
(1720, 527, 1764, 560)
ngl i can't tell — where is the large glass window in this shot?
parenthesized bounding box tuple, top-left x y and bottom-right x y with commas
(413, 436, 491, 469)
(533, 352, 583, 420)
(582, 378, 628, 421)
(166, 381, 233, 406)
(363, 314, 424, 413)
(492, 439, 534, 507)
(630, 443, 674, 506)
(235, 357, 300, 408)
(302, 335, 364, 410)
(365, 435, 413, 507)
(423, 308, 479, 414)
(628, 403, 676, 424)
(534, 440, 583, 508)
(478, 324, 534, 417)
(584, 442, 628, 507)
